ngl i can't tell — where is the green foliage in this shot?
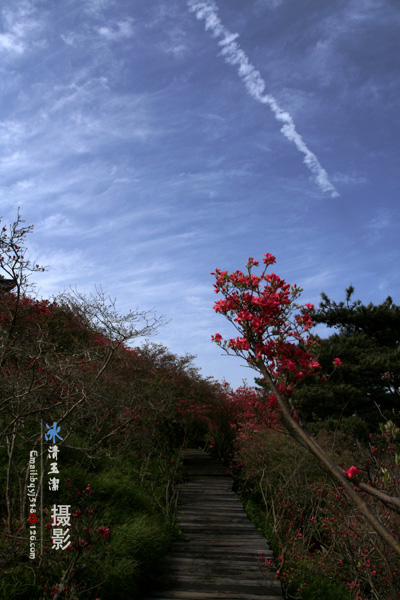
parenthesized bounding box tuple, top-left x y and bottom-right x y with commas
(0, 454, 176, 600)
(316, 286, 400, 344)
(294, 287, 400, 431)
(76, 461, 173, 600)
(0, 566, 37, 600)
(232, 427, 400, 600)
(306, 415, 370, 442)
(0, 213, 223, 599)
(286, 568, 351, 600)
(98, 516, 171, 600)
(239, 488, 351, 600)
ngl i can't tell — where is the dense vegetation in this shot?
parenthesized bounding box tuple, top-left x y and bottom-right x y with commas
(293, 286, 400, 432)
(205, 256, 400, 600)
(1, 217, 399, 600)
(0, 214, 221, 599)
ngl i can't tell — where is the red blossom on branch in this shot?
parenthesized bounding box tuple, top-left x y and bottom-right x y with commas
(211, 333, 223, 343)
(263, 253, 276, 265)
(333, 357, 343, 368)
(211, 254, 321, 391)
(97, 526, 110, 538)
(344, 466, 361, 479)
(211, 253, 400, 557)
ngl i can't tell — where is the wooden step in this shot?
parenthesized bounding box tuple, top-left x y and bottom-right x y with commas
(140, 449, 283, 600)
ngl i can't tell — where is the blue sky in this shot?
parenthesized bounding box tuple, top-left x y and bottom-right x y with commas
(1, 0, 399, 388)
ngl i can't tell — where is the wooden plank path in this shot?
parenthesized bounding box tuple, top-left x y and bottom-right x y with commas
(142, 449, 284, 600)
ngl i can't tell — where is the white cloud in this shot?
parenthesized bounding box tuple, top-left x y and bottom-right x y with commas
(97, 19, 134, 41)
(15, 179, 35, 191)
(0, 151, 28, 170)
(0, 32, 25, 53)
(0, 78, 162, 191)
(309, 0, 400, 87)
(159, 23, 189, 58)
(31, 247, 97, 297)
(187, 0, 339, 197)
(368, 213, 391, 231)
(36, 214, 74, 236)
(60, 32, 80, 47)
(84, 0, 114, 16)
(332, 172, 367, 186)
(255, 0, 283, 9)
(365, 209, 397, 245)
(0, 120, 26, 146)
(0, 1, 43, 56)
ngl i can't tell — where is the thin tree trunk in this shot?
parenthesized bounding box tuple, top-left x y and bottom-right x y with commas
(258, 362, 400, 555)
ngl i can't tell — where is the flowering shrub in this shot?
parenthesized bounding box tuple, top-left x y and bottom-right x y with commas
(211, 254, 400, 565)
(241, 428, 400, 600)
(0, 213, 212, 599)
(343, 466, 361, 479)
(97, 526, 110, 539)
(177, 381, 279, 463)
(212, 254, 322, 395)
(209, 254, 400, 598)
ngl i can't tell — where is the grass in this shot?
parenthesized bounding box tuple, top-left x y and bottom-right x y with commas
(0, 452, 178, 600)
(236, 488, 351, 600)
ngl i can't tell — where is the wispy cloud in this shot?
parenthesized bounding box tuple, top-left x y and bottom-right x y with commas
(83, 0, 114, 17)
(364, 208, 398, 246)
(159, 23, 189, 59)
(0, 1, 43, 55)
(0, 32, 25, 53)
(187, 0, 339, 197)
(309, 0, 400, 89)
(96, 18, 134, 41)
(332, 172, 367, 186)
(255, 0, 284, 9)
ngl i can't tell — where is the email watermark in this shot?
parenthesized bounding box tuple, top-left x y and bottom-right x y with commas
(27, 450, 39, 559)
(28, 421, 71, 559)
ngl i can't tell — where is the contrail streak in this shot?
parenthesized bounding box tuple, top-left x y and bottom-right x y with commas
(188, 0, 339, 198)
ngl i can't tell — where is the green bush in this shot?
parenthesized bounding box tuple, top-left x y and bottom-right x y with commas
(233, 427, 400, 600)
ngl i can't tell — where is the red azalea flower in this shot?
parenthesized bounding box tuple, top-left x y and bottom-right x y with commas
(211, 333, 223, 343)
(344, 466, 361, 479)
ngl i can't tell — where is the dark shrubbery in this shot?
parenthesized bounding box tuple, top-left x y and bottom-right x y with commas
(0, 214, 220, 599)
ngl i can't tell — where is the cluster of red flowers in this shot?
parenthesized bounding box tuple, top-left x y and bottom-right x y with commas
(96, 526, 110, 538)
(344, 465, 361, 479)
(211, 254, 326, 392)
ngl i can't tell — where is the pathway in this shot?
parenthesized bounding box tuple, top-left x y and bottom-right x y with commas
(143, 449, 284, 600)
